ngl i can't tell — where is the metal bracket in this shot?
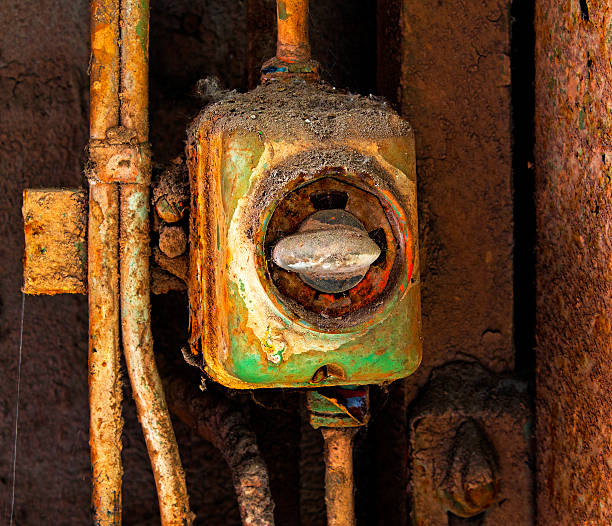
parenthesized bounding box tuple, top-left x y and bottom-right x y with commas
(23, 188, 88, 294)
(23, 185, 184, 296)
(409, 362, 533, 525)
(87, 126, 151, 185)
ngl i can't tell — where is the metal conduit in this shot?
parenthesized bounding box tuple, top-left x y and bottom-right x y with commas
(322, 428, 357, 526)
(88, 0, 193, 523)
(276, 0, 311, 62)
(88, 1, 123, 523)
(118, 0, 193, 524)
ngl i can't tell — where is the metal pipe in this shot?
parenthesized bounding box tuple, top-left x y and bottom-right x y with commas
(276, 0, 310, 63)
(118, 1, 193, 524)
(321, 428, 357, 526)
(88, 1, 123, 523)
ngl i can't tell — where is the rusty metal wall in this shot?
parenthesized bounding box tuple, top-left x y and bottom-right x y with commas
(535, 1, 612, 524)
(399, 2, 516, 522)
(1, 0, 522, 524)
(401, 0, 514, 392)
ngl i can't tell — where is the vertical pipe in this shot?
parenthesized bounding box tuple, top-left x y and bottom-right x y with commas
(322, 428, 357, 526)
(535, 1, 612, 524)
(276, 0, 310, 62)
(119, 1, 193, 524)
(89, 1, 123, 524)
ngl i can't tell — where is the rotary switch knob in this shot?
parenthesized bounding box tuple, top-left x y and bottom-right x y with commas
(271, 208, 381, 294)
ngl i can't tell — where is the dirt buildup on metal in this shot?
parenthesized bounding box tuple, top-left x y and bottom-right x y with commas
(188, 79, 411, 145)
(152, 157, 190, 224)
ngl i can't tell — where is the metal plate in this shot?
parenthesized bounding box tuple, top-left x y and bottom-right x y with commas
(23, 188, 87, 294)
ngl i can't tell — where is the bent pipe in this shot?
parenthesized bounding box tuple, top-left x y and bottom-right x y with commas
(164, 376, 276, 526)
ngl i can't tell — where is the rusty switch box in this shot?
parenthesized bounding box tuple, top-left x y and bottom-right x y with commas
(186, 80, 421, 389)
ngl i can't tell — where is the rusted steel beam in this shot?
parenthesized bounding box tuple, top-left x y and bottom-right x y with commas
(321, 428, 357, 526)
(275, 0, 310, 62)
(119, 0, 193, 524)
(535, 1, 612, 523)
(89, 1, 123, 524)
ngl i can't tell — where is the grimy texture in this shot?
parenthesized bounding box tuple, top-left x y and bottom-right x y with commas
(275, 0, 310, 62)
(535, 1, 612, 524)
(164, 377, 275, 526)
(88, 1, 124, 522)
(1, 1, 519, 524)
(395, 2, 514, 523)
(321, 428, 357, 526)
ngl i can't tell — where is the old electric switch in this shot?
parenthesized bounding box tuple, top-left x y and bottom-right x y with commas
(185, 7, 421, 390)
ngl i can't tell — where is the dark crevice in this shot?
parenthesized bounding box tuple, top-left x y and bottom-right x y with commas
(368, 227, 387, 266)
(448, 512, 486, 526)
(510, 0, 536, 376)
(310, 190, 349, 210)
(579, 0, 590, 22)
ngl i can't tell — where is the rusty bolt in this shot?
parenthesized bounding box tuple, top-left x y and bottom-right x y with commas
(159, 225, 187, 259)
(439, 419, 500, 518)
(155, 197, 187, 223)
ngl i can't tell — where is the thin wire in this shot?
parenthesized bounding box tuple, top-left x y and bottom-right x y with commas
(9, 292, 25, 526)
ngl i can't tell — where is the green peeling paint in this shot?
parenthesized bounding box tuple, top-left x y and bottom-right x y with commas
(278, 1, 289, 20)
(198, 104, 420, 389)
(221, 130, 264, 218)
(136, 0, 149, 55)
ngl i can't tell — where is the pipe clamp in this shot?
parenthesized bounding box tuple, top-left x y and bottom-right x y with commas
(88, 126, 151, 185)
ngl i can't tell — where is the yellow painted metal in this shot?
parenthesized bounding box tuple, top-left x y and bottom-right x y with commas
(22, 189, 87, 295)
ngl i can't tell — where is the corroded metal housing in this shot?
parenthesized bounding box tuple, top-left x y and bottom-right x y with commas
(186, 80, 421, 389)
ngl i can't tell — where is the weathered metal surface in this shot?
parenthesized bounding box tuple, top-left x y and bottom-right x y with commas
(260, 1, 319, 82)
(119, 0, 149, 145)
(159, 224, 187, 259)
(321, 427, 357, 526)
(437, 419, 499, 518)
(186, 81, 421, 389)
(409, 363, 532, 525)
(271, 209, 381, 293)
(275, 0, 310, 62)
(152, 159, 189, 224)
(119, 0, 193, 524)
(22, 188, 87, 295)
(535, 1, 612, 523)
(88, 183, 123, 526)
(90, 0, 121, 140)
(89, 1, 123, 523)
(400, 0, 514, 388)
(265, 175, 400, 319)
(120, 187, 194, 526)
